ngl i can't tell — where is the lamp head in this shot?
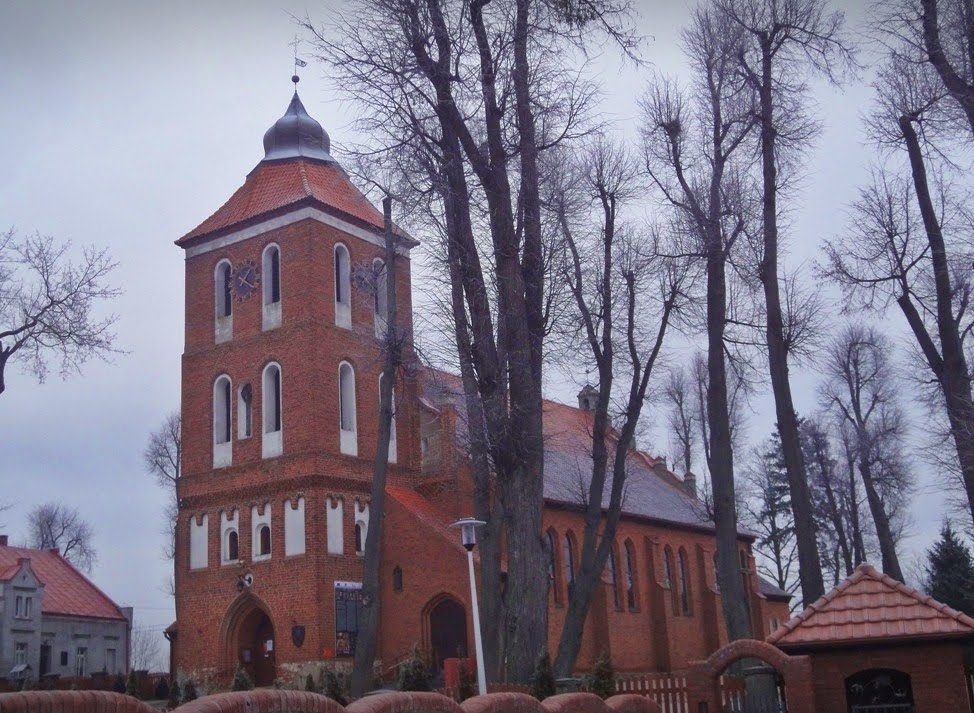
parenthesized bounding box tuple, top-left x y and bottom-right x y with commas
(451, 517, 486, 551)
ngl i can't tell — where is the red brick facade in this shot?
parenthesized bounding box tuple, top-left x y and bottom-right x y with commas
(171, 92, 790, 686)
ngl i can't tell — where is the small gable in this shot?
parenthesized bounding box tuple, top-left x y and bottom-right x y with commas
(768, 563, 974, 648)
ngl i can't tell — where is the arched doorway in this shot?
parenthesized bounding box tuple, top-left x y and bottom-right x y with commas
(846, 669, 914, 712)
(427, 596, 468, 673)
(221, 594, 277, 686)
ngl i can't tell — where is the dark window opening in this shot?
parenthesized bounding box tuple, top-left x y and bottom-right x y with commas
(269, 248, 280, 303)
(354, 523, 363, 553)
(241, 383, 252, 438)
(678, 549, 691, 615)
(393, 566, 403, 592)
(258, 525, 271, 556)
(222, 379, 232, 442)
(563, 534, 576, 598)
(227, 530, 239, 561)
(271, 368, 281, 432)
(625, 541, 637, 611)
(335, 585, 362, 656)
(221, 264, 232, 317)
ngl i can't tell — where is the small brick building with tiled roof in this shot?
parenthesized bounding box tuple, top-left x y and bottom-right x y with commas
(170, 85, 790, 687)
(0, 537, 132, 684)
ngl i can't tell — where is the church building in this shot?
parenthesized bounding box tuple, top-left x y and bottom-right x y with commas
(169, 85, 790, 687)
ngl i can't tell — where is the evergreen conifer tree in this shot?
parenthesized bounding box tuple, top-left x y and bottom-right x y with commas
(231, 666, 253, 691)
(588, 652, 614, 699)
(167, 679, 181, 709)
(529, 651, 556, 700)
(926, 521, 974, 615)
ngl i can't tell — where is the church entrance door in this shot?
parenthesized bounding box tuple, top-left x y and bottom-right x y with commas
(231, 603, 276, 686)
(428, 596, 468, 673)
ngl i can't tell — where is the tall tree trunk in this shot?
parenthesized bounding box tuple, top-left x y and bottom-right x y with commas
(857, 459, 903, 581)
(899, 116, 974, 529)
(351, 197, 399, 698)
(756, 40, 825, 607)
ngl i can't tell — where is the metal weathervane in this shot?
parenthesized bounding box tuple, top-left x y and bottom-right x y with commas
(289, 35, 307, 85)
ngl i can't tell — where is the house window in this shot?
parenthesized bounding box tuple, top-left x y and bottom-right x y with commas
(624, 540, 637, 611)
(262, 363, 283, 458)
(24, 597, 31, 618)
(393, 566, 403, 593)
(339, 361, 357, 456)
(678, 548, 692, 615)
(215, 260, 233, 343)
(335, 583, 362, 656)
(15, 643, 26, 666)
(76, 647, 87, 677)
(262, 244, 282, 330)
(354, 522, 364, 554)
(334, 243, 351, 329)
(60, 651, 68, 667)
(238, 383, 252, 439)
(213, 375, 232, 467)
(106, 648, 117, 673)
(373, 258, 388, 337)
(256, 524, 271, 557)
(563, 533, 576, 597)
(225, 529, 239, 562)
(607, 546, 622, 610)
(15, 595, 23, 618)
(547, 529, 560, 604)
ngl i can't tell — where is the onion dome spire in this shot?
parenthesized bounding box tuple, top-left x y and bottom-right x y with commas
(261, 80, 335, 164)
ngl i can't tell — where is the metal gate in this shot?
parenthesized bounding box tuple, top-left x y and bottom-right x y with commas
(846, 669, 914, 713)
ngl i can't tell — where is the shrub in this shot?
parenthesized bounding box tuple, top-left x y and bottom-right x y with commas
(181, 678, 198, 704)
(320, 666, 347, 705)
(167, 679, 181, 709)
(397, 648, 432, 692)
(305, 673, 316, 692)
(456, 659, 476, 702)
(231, 666, 253, 692)
(126, 670, 140, 698)
(588, 652, 614, 700)
(530, 651, 556, 701)
(112, 674, 126, 693)
(155, 677, 170, 701)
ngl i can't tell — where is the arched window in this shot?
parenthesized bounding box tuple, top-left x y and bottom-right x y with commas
(262, 244, 281, 330)
(238, 383, 252, 439)
(380, 373, 397, 463)
(546, 529, 561, 604)
(225, 530, 239, 562)
(393, 566, 403, 593)
(563, 533, 576, 597)
(334, 243, 351, 329)
(256, 524, 271, 557)
(713, 553, 720, 592)
(214, 260, 233, 343)
(213, 375, 232, 467)
(663, 546, 678, 615)
(607, 545, 621, 610)
(624, 539, 637, 611)
(355, 522, 364, 554)
(262, 363, 283, 458)
(339, 361, 357, 456)
(678, 548, 691, 615)
(373, 258, 388, 337)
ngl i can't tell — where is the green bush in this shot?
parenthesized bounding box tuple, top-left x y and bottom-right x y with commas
(397, 648, 432, 692)
(125, 670, 140, 698)
(167, 679, 181, 709)
(320, 667, 347, 705)
(587, 652, 614, 700)
(112, 674, 126, 694)
(181, 678, 198, 704)
(154, 677, 170, 701)
(305, 673, 316, 692)
(231, 666, 254, 691)
(530, 651, 556, 701)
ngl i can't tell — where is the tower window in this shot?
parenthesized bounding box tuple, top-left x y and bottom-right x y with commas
(355, 522, 364, 554)
(335, 244, 351, 329)
(373, 258, 388, 337)
(262, 363, 283, 458)
(262, 244, 282, 330)
(213, 375, 232, 468)
(225, 529, 239, 562)
(256, 524, 271, 557)
(339, 361, 357, 456)
(238, 383, 252, 439)
(214, 260, 233, 343)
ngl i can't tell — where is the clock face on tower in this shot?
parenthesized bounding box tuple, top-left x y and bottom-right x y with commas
(232, 260, 259, 300)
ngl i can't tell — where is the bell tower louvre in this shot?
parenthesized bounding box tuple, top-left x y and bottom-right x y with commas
(171, 83, 420, 685)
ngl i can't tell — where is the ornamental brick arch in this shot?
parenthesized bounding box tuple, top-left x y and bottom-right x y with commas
(684, 639, 814, 713)
(218, 591, 277, 685)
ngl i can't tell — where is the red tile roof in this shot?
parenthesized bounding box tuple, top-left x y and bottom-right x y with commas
(767, 563, 974, 648)
(176, 159, 415, 247)
(0, 546, 128, 621)
(385, 486, 470, 557)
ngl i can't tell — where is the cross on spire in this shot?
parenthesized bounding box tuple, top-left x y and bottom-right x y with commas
(289, 35, 307, 86)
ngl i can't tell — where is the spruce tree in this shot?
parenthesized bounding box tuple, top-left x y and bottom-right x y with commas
(588, 652, 614, 700)
(927, 521, 974, 616)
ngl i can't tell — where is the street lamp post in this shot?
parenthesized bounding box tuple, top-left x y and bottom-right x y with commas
(451, 517, 488, 696)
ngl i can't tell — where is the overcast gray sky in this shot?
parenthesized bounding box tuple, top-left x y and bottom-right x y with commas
(2, 0, 944, 667)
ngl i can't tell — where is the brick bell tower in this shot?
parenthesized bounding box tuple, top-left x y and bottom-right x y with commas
(171, 81, 418, 685)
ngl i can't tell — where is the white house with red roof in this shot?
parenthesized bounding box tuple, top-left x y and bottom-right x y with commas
(0, 536, 132, 684)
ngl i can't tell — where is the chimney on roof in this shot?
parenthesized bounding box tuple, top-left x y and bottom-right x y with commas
(577, 384, 599, 413)
(0, 535, 7, 546)
(683, 471, 697, 498)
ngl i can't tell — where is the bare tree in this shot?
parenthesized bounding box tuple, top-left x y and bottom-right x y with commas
(143, 411, 181, 563)
(820, 324, 910, 581)
(718, 0, 856, 607)
(27, 502, 96, 572)
(665, 366, 698, 475)
(0, 229, 121, 397)
(130, 626, 161, 672)
(306, 0, 638, 681)
(640, 4, 758, 640)
(548, 138, 686, 675)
